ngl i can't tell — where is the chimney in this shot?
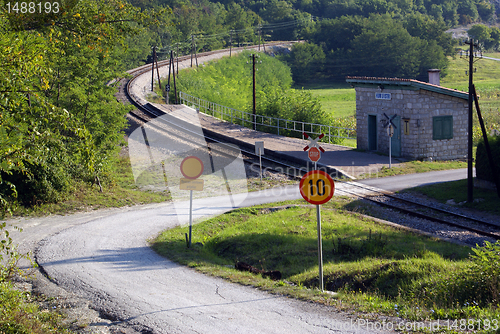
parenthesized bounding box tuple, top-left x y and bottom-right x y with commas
(428, 69, 440, 86)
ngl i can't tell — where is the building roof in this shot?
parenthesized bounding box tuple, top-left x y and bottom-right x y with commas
(345, 76, 469, 100)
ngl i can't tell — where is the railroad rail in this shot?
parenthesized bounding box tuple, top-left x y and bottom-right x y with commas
(120, 44, 499, 245)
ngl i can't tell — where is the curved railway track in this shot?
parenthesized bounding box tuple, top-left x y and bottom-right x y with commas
(120, 44, 500, 244)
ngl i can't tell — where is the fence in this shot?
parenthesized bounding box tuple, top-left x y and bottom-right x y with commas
(179, 92, 356, 143)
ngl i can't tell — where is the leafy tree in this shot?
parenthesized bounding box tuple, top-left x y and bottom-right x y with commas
(0, 0, 167, 211)
(476, 0, 495, 22)
(339, 15, 447, 80)
(403, 13, 455, 56)
(308, 16, 366, 53)
(457, 0, 479, 24)
(283, 42, 325, 83)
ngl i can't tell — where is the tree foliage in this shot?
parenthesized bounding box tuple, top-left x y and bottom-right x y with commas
(468, 24, 500, 50)
(0, 0, 168, 214)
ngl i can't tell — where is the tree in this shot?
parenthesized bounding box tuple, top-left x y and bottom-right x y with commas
(342, 15, 447, 80)
(284, 42, 325, 83)
(468, 24, 494, 49)
(0, 0, 167, 210)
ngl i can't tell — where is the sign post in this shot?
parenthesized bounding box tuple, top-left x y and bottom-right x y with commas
(383, 113, 397, 169)
(299, 170, 335, 292)
(180, 156, 204, 248)
(387, 124, 393, 168)
(255, 141, 264, 180)
(303, 133, 325, 170)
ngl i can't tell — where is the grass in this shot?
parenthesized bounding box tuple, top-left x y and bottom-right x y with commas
(295, 81, 356, 119)
(402, 178, 500, 215)
(0, 281, 72, 334)
(441, 52, 500, 144)
(151, 197, 500, 330)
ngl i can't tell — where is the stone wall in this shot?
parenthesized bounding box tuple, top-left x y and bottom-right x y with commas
(356, 87, 468, 160)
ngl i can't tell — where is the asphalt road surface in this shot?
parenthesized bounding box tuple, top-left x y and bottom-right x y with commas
(359, 168, 470, 192)
(31, 185, 393, 334)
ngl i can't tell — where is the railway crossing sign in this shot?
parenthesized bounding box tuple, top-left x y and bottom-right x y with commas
(383, 114, 398, 168)
(303, 133, 326, 153)
(303, 133, 325, 166)
(387, 124, 394, 137)
(299, 170, 335, 205)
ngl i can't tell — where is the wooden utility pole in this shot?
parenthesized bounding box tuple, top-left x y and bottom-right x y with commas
(252, 53, 257, 130)
(191, 35, 198, 67)
(172, 51, 178, 104)
(151, 46, 155, 91)
(155, 47, 162, 91)
(229, 30, 233, 57)
(176, 43, 179, 77)
(465, 38, 477, 203)
(166, 50, 172, 104)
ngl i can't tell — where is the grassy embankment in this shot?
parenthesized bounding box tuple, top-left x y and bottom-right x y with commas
(152, 196, 500, 332)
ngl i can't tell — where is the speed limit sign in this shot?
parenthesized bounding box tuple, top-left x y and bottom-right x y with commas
(299, 170, 335, 205)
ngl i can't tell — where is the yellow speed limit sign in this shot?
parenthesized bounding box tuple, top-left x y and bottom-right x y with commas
(299, 170, 335, 205)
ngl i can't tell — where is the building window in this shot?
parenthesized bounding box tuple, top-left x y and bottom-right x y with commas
(433, 116, 453, 140)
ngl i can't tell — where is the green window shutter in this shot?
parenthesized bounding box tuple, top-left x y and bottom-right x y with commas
(433, 116, 453, 140)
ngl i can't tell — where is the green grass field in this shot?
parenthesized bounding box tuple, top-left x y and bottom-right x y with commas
(295, 82, 356, 119)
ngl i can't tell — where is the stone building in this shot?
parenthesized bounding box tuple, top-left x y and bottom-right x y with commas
(346, 74, 469, 160)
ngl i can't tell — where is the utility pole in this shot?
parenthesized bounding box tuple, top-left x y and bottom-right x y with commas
(258, 25, 261, 51)
(229, 30, 233, 57)
(176, 43, 179, 77)
(465, 38, 478, 203)
(251, 54, 257, 130)
(155, 47, 162, 91)
(191, 35, 198, 68)
(151, 46, 155, 91)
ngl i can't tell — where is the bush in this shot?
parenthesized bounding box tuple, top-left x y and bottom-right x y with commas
(476, 135, 500, 183)
(0, 222, 33, 282)
(410, 241, 500, 310)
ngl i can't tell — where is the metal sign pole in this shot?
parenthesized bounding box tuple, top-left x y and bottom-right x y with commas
(389, 131, 392, 168)
(189, 189, 193, 248)
(316, 204, 324, 292)
(259, 152, 262, 181)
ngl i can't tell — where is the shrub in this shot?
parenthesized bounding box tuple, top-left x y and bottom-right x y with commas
(0, 223, 33, 282)
(476, 135, 500, 183)
(410, 241, 500, 309)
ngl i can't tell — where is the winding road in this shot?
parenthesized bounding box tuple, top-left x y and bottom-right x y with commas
(31, 186, 392, 333)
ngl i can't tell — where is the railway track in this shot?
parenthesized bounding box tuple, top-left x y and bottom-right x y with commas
(120, 44, 499, 245)
(334, 181, 500, 241)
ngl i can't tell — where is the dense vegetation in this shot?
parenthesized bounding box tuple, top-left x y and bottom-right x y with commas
(130, 0, 497, 83)
(476, 135, 500, 182)
(171, 51, 350, 139)
(0, 0, 169, 215)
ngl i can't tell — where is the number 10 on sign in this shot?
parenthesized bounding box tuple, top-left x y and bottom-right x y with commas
(299, 170, 335, 292)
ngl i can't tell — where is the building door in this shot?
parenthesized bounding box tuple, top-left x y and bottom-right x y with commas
(391, 115, 401, 157)
(368, 115, 377, 151)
